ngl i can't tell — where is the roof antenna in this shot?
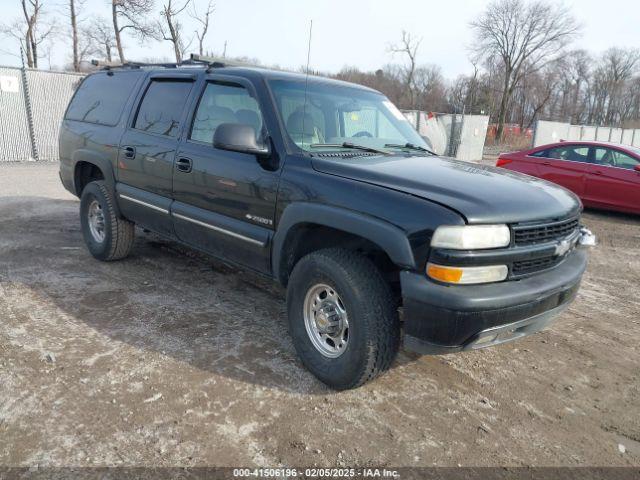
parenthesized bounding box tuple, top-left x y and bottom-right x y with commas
(301, 19, 313, 149)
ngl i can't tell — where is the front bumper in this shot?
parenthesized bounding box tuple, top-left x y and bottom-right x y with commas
(401, 248, 587, 354)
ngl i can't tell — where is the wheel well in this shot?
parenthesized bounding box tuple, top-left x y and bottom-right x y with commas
(279, 223, 401, 296)
(74, 161, 104, 196)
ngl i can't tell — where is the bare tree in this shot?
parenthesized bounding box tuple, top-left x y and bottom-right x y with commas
(190, 0, 213, 56)
(111, 0, 156, 63)
(69, 0, 79, 70)
(470, 0, 580, 141)
(0, 0, 56, 68)
(157, 0, 192, 62)
(0, 19, 27, 61)
(600, 48, 640, 125)
(389, 31, 422, 108)
(84, 16, 116, 63)
(413, 65, 447, 112)
(21, 0, 42, 67)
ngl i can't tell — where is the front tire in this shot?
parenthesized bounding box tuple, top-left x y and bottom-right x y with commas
(80, 181, 135, 261)
(286, 248, 400, 390)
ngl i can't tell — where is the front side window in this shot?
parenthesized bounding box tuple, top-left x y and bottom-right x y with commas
(190, 82, 264, 144)
(547, 146, 590, 162)
(134, 80, 193, 137)
(594, 148, 640, 170)
(269, 79, 427, 153)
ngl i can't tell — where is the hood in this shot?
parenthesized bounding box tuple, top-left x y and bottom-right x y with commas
(311, 155, 581, 224)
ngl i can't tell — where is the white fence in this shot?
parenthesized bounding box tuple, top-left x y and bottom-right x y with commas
(533, 120, 640, 148)
(0, 66, 84, 162)
(402, 110, 489, 161)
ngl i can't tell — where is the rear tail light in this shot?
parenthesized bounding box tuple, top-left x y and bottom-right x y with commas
(496, 157, 513, 167)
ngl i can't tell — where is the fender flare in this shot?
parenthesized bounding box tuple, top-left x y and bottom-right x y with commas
(272, 202, 416, 283)
(71, 150, 120, 216)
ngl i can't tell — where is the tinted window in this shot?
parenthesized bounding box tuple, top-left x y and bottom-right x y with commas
(134, 80, 193, 137)
(190, 82, 264, 143)
(547, 146, 590, 162)
(594, 148, 640, 170)
(65, 72, 139, 126)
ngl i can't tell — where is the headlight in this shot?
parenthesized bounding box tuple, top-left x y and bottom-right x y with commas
(431, 225, 510, 250)
(426, 263, 508, 284)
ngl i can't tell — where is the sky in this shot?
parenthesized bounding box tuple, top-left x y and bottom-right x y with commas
(0, 0, 638, 78)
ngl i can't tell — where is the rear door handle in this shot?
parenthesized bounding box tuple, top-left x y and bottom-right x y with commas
(542, 161, 551, 165)
(122, 146, 136, 159)
(176, 157, 193, 173)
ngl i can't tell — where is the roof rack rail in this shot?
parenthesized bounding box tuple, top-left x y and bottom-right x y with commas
(89, 54, 258, 72)
(189, 54, 258, 70)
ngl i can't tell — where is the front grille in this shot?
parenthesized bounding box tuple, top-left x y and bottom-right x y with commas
(512, 256, 562, 275)
(513, 217, 579, 246)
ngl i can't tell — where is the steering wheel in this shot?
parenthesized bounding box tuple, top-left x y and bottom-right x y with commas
(352, 131, 373, 138)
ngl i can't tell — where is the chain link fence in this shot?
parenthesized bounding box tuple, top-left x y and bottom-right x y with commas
(0, 66, 84, 162)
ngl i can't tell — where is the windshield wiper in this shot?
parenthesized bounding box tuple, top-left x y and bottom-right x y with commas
(384, 143, 437, 155)
(310, 142, 389, 155)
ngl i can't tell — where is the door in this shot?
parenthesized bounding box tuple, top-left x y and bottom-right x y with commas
(532, 145, 590, 196)
(171, 77, 280, 273)
(584, 147, 640, 213)
(116, 73, 196, 236)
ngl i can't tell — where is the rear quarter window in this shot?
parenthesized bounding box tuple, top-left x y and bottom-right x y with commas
(65, 72, 140, 126)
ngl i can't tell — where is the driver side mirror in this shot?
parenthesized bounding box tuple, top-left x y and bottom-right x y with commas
(213, 123, 270, 157)
(634, 164, 640, 173)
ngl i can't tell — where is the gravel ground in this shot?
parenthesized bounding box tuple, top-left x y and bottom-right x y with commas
(0, 162, 639, 468)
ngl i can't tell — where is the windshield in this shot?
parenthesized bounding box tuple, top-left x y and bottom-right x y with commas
(269, 79, 428, 153)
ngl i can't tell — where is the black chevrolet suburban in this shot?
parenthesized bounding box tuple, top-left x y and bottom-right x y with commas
(59, 58, 595, 389)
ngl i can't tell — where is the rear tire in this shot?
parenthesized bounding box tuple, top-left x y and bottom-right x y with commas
(80, 181, 135, 261)
(286, 248, 400, 390)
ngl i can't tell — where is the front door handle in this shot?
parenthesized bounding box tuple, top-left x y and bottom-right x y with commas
(593, 171, 603, 175)
(122, 146, 136, 159)
(176, 157, 193, 173)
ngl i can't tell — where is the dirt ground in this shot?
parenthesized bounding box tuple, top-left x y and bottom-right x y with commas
(0, 162, 638, 468)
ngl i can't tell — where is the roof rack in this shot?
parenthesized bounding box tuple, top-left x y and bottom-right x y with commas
(189, 53, 257, 69)
(90, 54, 256, 72)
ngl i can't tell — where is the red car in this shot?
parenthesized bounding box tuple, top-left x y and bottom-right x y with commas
(496, 141, 640, 215)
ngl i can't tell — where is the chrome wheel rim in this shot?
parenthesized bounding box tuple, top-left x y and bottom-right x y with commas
(303, 283, 349, 358)
(87, 199, 106, 243)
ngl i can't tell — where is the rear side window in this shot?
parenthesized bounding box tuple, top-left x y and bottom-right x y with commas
(530, 150, 549, 158)
(134, 80, 193, 137)
(547, 146, 590, 162)
(65, 72, 139, 126)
